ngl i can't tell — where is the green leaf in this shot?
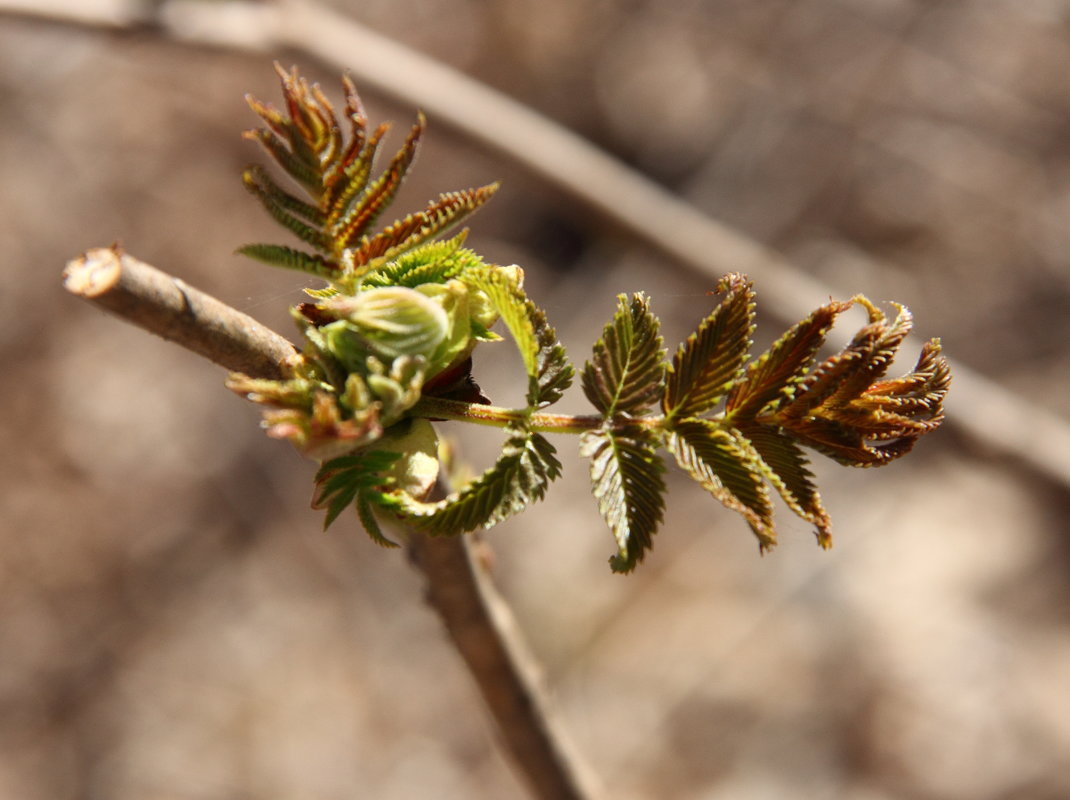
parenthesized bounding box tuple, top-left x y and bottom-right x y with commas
(725, 299, 851, 422)
(360, 232, 474, 288)
(236, 243, 339, 278)
(385, 424, 561, 535)
(356, 492, 397, 547)
(579, 427, 666, 573)
(663, 274, 754, 420)
(581, 293, 666, 417)
(312, 449, 403, 533)
(529, 302, 573, 407)
(462, 266, 574, 407)
(669, 418, 775, 550)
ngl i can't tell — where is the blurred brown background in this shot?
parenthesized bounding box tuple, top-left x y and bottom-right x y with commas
(3, 1, 1070, 798)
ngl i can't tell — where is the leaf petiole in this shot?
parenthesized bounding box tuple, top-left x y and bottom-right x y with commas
(410, 396, 664, 435)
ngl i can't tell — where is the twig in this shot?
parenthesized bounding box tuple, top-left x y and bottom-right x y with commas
(9, 0, 1070, 490)
(62, 247, 299, 379)
(406, 532, 600, 800)
(62, 248, 601, 800)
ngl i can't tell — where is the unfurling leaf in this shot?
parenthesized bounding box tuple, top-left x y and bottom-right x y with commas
(462, 265, 574, 407)
(582, 293, 666, 417)
(725, 298, 851, 423)
(240, 65, 494, 286)
(769, 302, 948, 466)
(384, 424, 562, 535)
(580, 427, 666, 572)
(663, 274, 754, 420)
(312, 419, 440, 546)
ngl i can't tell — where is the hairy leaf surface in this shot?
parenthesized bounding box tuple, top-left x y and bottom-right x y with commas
(725, 299, 851, 422)
(580, 427, 666, 573)
(385, 425, 561, 534)
(663, 274, 754, 420)
(348, 185, 499, 270)
(235, 243, 338, 279)
(582, 293, 666, 417)
(669, 418, 775, 549)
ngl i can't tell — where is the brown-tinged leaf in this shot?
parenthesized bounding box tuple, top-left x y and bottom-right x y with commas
(663, 274, 754, 420)
(669, 418, 776, 550)
(741, 424, 832, 548)
(725, 298, 852, 422)
(332, 116, 425, 250)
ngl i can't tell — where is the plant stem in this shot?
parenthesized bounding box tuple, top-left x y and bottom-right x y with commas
(412, 395, 665, 435)
(62, 248, 602, 800)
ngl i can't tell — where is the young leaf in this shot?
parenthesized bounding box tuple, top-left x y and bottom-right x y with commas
(770, 302, 950, 466)
(724, 298, 852, 422)
(530, 301, 573, 408)
(669, 418, 776, 550)
(243, 127, 322, 195)
(242, 167, 332, 253)
(740, 424, 831, 548)
(313, 450, 403, 532)
(462, 265, 574, 408)
(332, 117, 425, 251)
(357, 491, 397, 547)
(384, 424, 562, 534)
(235, 243, 338, 279)
(360, 232, 473, 288)
(579, 427, 666, 573)
(582, 293, 666, 417)
(324, 123, 389, 226)
(347, 185, 500, 270)
(663, 274, 754, 420)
